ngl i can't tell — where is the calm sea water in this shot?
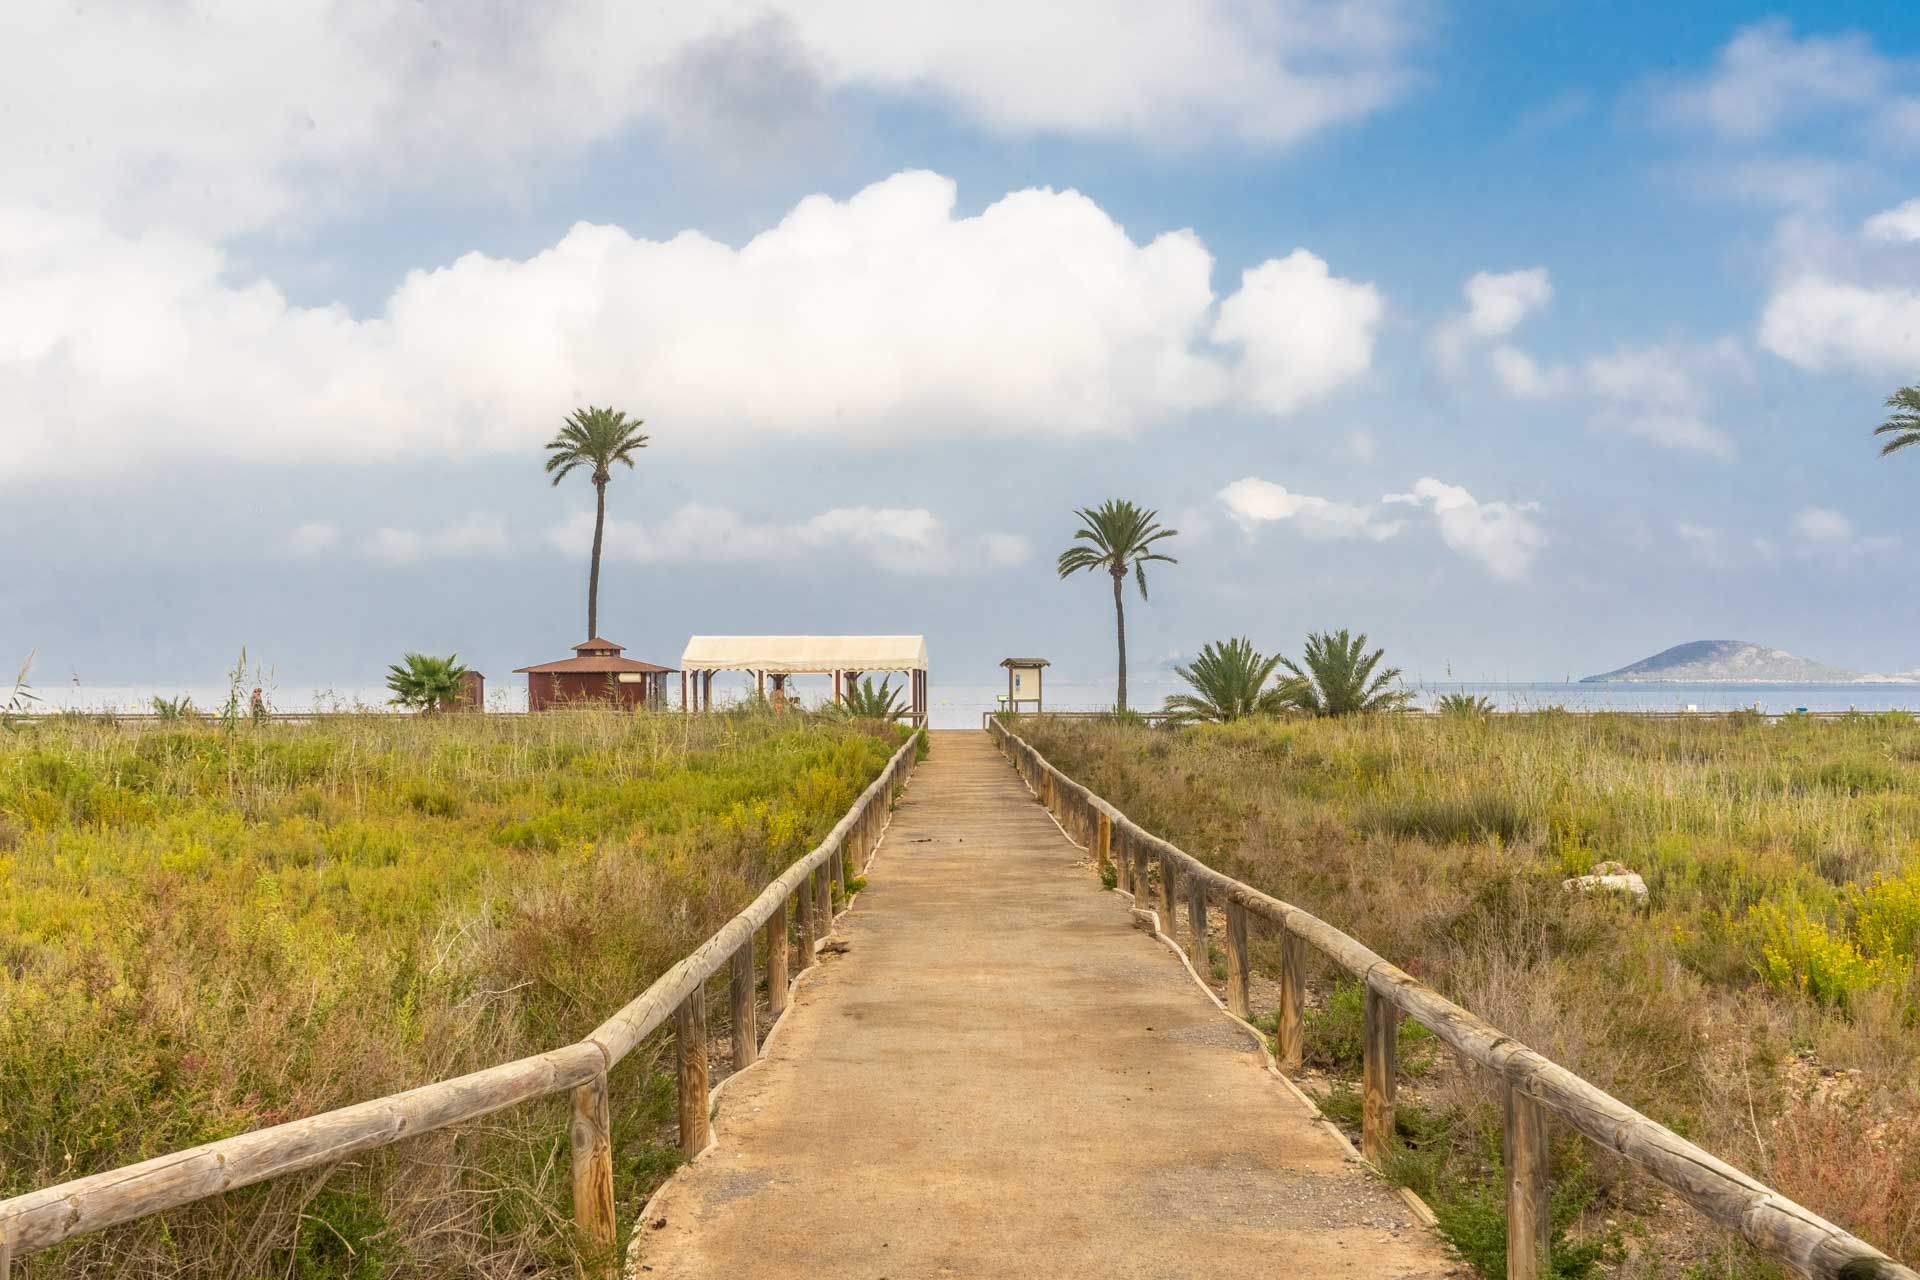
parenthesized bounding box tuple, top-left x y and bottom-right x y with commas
(32, 678, 1920, 731)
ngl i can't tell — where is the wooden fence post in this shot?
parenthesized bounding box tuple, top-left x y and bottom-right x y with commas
(1186, 878, 1209, 972)
(815, 858, 833, 925)
(569, 1071, 616, 1273)
(1134, 844, 1151, 909)
(676, 990, 710, 1158)
(1362, 982, 1398, 1165)
(796, 878, 817, 970)
(1225, 901, 1250, 1019)
(730, 942, 757, 1071)
(1157, 852, 1177, 938)
(766, 895, 790, 1016)
(1114, 827, 1131, 893)
(1505, 1082, 1550, 1280)
(1276, 930, 1305, 1070)
(1095, 812, 1112, 877)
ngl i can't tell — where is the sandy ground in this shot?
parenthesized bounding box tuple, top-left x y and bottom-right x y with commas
(630, 730, 1461, 1278)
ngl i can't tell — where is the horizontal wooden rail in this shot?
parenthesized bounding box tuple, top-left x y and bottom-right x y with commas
(0, 730, 922, 1264)
(988, 716, 1913, 1280)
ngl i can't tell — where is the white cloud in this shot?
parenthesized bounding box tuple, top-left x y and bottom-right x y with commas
(1760, 276, 1920, 374)
(1489, 345, 1570, 399)
(287, 522, 340, 556)
(363, 514, 509, 565)
(1218, 477, 1403, 541)
(550, 503, 1024, 574)
(1653, 20, 1918, 142)
(1212, 250, 1385, 414)
(1792, 507, 1852, 543)
(977, 533, 1034, 568)
(1582, 341, 1745, 458)
(0, 173, 1385, 482)
(1383, 478, 1547, 580)
(1790, 506, 1899, 561)
(2, 1, 1424, 239)
(1433, 268, 1552, 368)
(1221, 474, 1545, 579)
(1865, 198, 1920, 243)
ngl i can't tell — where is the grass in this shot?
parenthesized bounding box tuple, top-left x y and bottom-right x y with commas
(0, 708, 905, 1278)
(1017, 711, 1920, 1275)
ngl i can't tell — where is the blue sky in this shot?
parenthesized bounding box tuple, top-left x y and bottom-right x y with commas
(3, 1, 1919, 706)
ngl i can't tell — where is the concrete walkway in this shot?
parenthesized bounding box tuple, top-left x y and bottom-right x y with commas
(631, 731, 1459, 1278)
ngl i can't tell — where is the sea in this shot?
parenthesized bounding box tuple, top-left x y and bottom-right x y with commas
(31, 677, 1920, 731)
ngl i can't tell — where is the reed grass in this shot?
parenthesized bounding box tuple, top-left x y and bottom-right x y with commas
(1020, 711, 1920, 1275)
(0, 709, 903, 1278)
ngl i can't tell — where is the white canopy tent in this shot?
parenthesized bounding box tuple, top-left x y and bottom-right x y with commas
(679, 635, 929, 725)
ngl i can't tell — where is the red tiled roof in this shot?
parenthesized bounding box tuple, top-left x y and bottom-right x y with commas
(515, 655, 676, 674)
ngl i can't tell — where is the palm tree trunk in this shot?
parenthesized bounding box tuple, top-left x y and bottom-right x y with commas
(1111, 568, 1127, 712)
(588, 478, 607, 638)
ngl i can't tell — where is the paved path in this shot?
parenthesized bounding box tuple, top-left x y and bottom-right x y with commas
(631, 731, 1458, 1278)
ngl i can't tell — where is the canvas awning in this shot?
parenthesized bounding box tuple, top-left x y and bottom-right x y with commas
(680, 635, 928, 675)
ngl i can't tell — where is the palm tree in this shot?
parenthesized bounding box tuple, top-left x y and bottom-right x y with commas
(545, 406, 650, 639)
(833, 676, 905, 721)
(1056, 500, 1179, 712)
(1874, 384, 1920, 456)
(1434, 691, 1495, 717)
(1161, 637, 1291, 724)
(386, 653, 472, 713)
(1279, 630, 1410, 717)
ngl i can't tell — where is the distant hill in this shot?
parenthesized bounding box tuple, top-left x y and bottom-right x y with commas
(1582, 640, 1874, 683)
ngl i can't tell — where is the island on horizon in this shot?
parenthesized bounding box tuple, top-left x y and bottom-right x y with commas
(1581, 639, 1918, 684)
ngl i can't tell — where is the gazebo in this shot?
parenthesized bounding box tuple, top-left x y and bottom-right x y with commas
(514, 638, 676, 711)
(679, 636, 929, 726)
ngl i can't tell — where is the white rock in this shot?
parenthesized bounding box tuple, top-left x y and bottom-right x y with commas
(1562, 862, 1649, 902)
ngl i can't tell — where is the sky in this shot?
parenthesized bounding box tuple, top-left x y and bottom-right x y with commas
(3, 0, 1920, 708)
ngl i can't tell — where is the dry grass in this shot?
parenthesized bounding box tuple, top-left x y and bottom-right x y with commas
(0, 708, 903, 1278)
(1019, 711, 1920, 1276)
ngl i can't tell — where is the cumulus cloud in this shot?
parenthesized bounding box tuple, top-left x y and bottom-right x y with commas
(1383, 479, 1547, 581)
(1761, 275, 1920, 375)
(1220, 475, 1544, 579)
(1218, 477, 1402, 541)
(1792, 507, 1852, 544)
(0, 173, 1385, 482)
(1433, 268, 1552, 368)
(1214, 251, 1385, 413)
(1865, 198, 1920, 243)
(2, 1, 1424, 238)
(550, 503, 1026, 574)
(1652, 20, 1919, 143)
(363, 515, 510, 565)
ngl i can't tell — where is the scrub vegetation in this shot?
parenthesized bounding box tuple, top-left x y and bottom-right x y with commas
(0, 709, 903, 1278)
(1019, 711, 1920, 1276)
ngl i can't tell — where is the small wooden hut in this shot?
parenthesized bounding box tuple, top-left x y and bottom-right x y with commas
(514, 638, 675, 711)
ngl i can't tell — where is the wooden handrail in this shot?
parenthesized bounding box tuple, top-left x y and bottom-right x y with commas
(988, 716, 1914, 1280)
(0, 730, 923, 1268)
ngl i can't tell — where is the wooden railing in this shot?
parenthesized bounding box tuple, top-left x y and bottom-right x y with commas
(988, 716, 1914, 1280)
(0, 730, 922, 1275)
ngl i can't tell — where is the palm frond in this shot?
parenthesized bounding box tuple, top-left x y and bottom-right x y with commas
(1874, 384, 1920, 457)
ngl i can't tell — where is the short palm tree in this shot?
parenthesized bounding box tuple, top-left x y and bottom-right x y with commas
(1279, 630, 1410, 717)
(1874, 384, 1920, 456)
(1434, 691, 1495, 717)
(545, 406, 650, 639)
(386, 653, 472, 713)
(834, 676, 905, 721)
(1056, 500, 1178, 712)
(1161, 637, 1291, 724)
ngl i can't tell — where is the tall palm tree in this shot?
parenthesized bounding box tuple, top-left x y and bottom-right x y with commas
(1162, 637, 1290, 724)
(1874, 384, 1920, 456)
(545, 406, 650, 639)
(1056, 500, 1178, 712)
(1279, 629, 1410, 717)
